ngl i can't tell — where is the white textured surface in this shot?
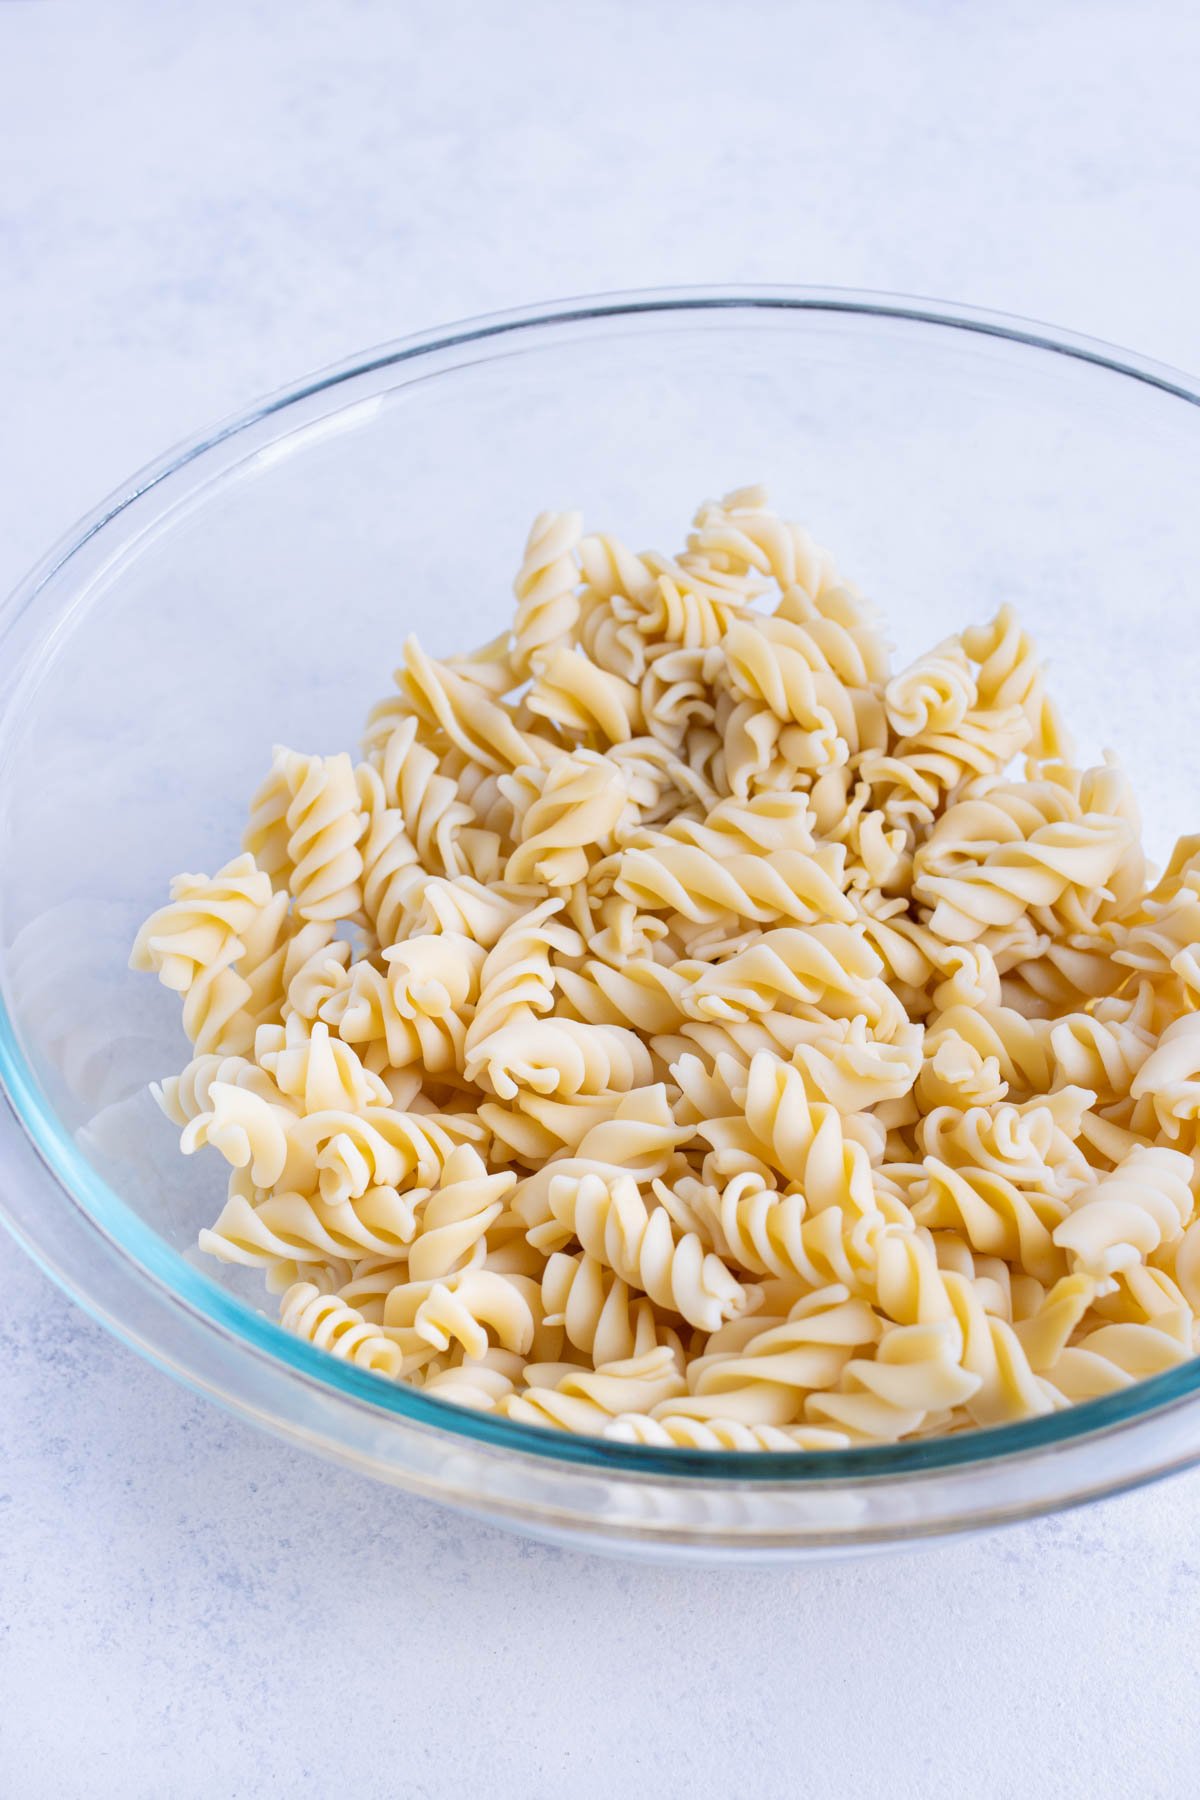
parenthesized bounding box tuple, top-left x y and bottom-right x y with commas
(4, 3, 1200, 1794)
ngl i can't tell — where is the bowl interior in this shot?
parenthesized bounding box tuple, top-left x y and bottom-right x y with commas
(3, 294, 1200, 1420)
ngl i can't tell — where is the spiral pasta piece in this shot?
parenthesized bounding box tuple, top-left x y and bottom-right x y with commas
(364, 716, 482, 881)
(867, 1234, 1070, 1425)
(635, 648, 716, 752)
(917, 1095, 1092, 1192)
(961, 606, 1052, 739)
(535, 1170, 752, 1332)
(354, 761, 425, 947)
(473, 1016, 655, 1103)
(578, 531, 658, 607)
(153, 1051, 284, 1126)
(922, 1002, 1054, 1098)
(499, 1347, 687, 1433)
(722, 617, 861, 773)
(526, 646, 642, 745)
(181, 1081, 295, 1187)
(614, 833, 852, 930)
(395, 636, 553, 775)
(406, 874, 533, 946)
(412, 1270, 538, 1360)
(463, 900, 593, 1100)
(509, 509, 584, 675)
(130, 853, 277, 1053)
(1154, 1218, 1200, 1313)
(687, 487, 841, 599)
(541, 1251, 680, 1365)
(157, 882, 290, 1049)
(884, 639, 977, 739)
(322, 935, 484, 1079)
(1052, 1145, 1194, 1281)
(555, 957, 687, 1035)
(201, 1181, 423, 1269)
(504, 750, 631, 887)
(1041, 1321, 1193, 1401)
(858, 706, 1033, 835)
(913, 781, 1136, 944)
(734, 1052, 883, 1211)
(805, 1320, 983, 1441)
(632, 561, 760, 651)
(279, 920, 352, 1025)
(692, 1170, 890, 1294)
(907, 1157, 1069, 1283)
(268, 1104, 472, 1205)
(1128, 1013, 1200, 1146)
(669, 1286, 881, 1425)
(406, 1146, 515, 1283)
(419, 1350, 523, 1412)
(604, 1414, 851, 1450)
(1049, 1005, 1156, 1099)
(263, 748, 367, 924)
(255, 1016, 393, 1113)
(278, 1281, 405, 1376)
(509, 1086, 690, 1234)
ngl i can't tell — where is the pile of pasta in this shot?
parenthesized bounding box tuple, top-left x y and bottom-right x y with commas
(132, 487, 1200, 1450)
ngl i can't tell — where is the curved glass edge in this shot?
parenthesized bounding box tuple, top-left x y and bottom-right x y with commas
(3, 281, 1200, 664)
(3, 286, 1200, 1487)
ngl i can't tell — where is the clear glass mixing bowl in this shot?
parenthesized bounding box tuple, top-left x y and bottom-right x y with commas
(4, 287, 1200, 1561)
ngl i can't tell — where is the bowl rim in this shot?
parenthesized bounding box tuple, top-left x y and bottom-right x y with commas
(4, 280, 1200, 1486)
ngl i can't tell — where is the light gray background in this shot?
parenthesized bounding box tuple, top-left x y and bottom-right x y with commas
(3, 4, 1200, 1796)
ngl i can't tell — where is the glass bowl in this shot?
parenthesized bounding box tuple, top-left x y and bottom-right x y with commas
(4, 286, 1200, 1562)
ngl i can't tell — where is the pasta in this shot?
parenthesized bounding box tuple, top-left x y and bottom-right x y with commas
(135, 486, 1200, 1450)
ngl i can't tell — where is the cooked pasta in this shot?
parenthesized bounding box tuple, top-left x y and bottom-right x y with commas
(135, 486, 1200, 1448)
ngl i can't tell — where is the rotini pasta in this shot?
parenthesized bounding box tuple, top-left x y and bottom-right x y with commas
(130, 853, 279, 1054)
(135, 487, 1200, 1449)
(511, 509, 584, 677)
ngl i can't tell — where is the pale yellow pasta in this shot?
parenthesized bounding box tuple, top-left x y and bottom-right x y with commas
(613, 829, 853, 932)
(669, 1286, 881, 1426)
(130, 853, 278, 1054)
(354, 760, 425, 946)
(277, 1281, 405, 1376)
(603, 1414, 852, 1451)
(532, 1170, 750, 1332)
(526, 646, 643, 744)
(541, 1251, 681, 1365)
(257, 749, 366, 925)
(135, 486, 1200, 1448)
(806, 1319, 986, 1441)
(412, 1270, 538, 1360)
(884, 638, 978, 740)
(152, 1049, 284, 1126)
(322, 950, 472, 1077)
(497, 1347, 688, 1432)
(912, 782, 1136, 945)
(687, 486, 841, 599)
(1129, 1014, 1200, 1146)
(907, 1158, 1069, 1283)
(1052, 1145, 1194, 1282)
(405, 1146, 515, 1283)
(280, 922, 352, 1026)
(199, 1180, 422, 1269)
(419, 1350, 523, 1412)
(255, 1016, 393, 1114)
(691, 1169, 892, 1294)
(511, 509, 584, 677)
(1041, 1320, 1193, 1400)
(364, 717, 479, 879)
